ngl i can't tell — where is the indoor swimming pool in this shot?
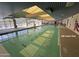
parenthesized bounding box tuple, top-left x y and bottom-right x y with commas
(0, 25, 60, 57)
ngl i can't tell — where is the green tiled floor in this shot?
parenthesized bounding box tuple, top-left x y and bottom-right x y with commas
(2, 25, 59, 57)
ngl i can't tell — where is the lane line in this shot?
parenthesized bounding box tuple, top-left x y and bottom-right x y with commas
(20, 44, 39, 56)
(58, 26, 62, 57)
(20, 29, 55, 56)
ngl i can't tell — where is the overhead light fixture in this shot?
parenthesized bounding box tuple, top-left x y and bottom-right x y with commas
(23, 5, 44, 14)
(39, 14, 50, 17)
(23, 5, 55, 21)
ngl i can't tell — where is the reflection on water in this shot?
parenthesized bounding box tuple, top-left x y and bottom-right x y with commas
(0, 33, 16, 42)
(1, 35, 8, 40)
(18, 30, 28, 36)
(0, 26, 42, 42)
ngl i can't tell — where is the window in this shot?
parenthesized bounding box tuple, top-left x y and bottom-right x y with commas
(15, 18, 26, 28)
(0, 18, 14, 30)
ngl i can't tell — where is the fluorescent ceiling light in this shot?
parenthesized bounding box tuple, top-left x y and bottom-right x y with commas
(39, 14, 50, 17)
(23, 5, 44, 14)
(23, 5, 54, 21)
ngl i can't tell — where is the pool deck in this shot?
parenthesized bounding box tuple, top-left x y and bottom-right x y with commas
(60, 26, 79, 57)
(0, 44, 10, 57)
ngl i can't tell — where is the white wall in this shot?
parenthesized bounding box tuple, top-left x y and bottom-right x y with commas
(63, 13, 79, 35)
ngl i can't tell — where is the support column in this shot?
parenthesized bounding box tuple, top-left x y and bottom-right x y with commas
(12, 17, 17, 28)
(26, 18, 28, 27)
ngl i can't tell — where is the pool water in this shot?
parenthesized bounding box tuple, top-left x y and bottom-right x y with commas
(1, 25, 60, 57)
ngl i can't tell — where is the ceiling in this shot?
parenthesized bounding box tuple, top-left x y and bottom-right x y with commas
(0, 2, 78, 21)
